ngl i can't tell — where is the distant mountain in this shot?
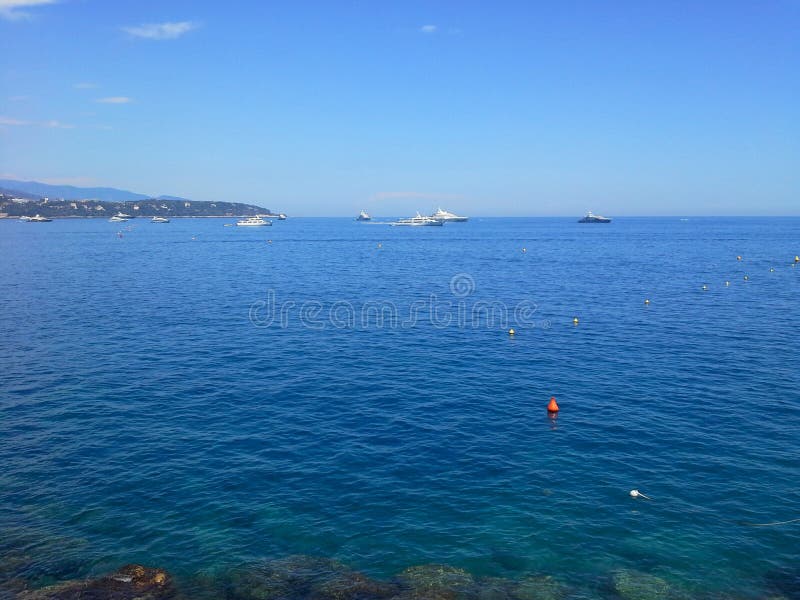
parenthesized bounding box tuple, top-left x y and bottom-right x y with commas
(0, 197, 272, 218)
(156, 195, 191, 202)
(0, 179, 154, 202)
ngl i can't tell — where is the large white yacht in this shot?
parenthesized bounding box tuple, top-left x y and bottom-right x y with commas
(356, 210, 371, 221)
(578, 211, 611, 223)
(391, 212, 445, 227)
(236, 216, 272, 226)
(430, 208, 468, 222)
(27, 214, 52, 222)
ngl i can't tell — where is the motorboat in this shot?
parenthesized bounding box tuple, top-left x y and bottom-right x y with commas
(236, 216, 272, 226)
(430, 208, 468, 222)
(151, 216, 170, 223)
(115, 212, 134, 219)
(578, 211, 611, 223)
(19, 215, 32, 221)
(356, 210, 371, 221)
(109, 215, 128, 222)
(391, 212, 444, 226)
(27, 214, 52, 222)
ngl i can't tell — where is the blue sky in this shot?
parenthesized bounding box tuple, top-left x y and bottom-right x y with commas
(1, 1, 798, 216)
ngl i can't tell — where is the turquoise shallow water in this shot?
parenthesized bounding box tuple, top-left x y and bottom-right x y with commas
(1, 217, 799, 597)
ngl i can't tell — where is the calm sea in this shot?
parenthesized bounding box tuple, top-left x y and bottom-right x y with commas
(1, 217, 798, 598)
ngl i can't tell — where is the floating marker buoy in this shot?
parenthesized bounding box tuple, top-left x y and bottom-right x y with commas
(629, 489, 651, 500)
(795, 256, 799, 263)
(508, 328, 515, 336)
(702, 285, 708, 291)
(744, 275, 749, 281)
(572, 317, 579, 325)
(547, 397, 559, 412)
(267, 239, 272, 244)
(377, 243, 382, 249)
(522, 248, 527, 253)
(644, 299, 650, 305)
(725, 281, 730, 286)
(737, 256, 742, 261)
(770, 268, 774, 272)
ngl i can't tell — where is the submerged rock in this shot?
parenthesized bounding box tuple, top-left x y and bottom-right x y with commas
(511, 575, 568, 600)
(226, 555, 396, 600)
(471, 575, 569, 600)
(18, 564, 176, 599)
(394, 564, 478, 599)
(612, 569, 670, 600)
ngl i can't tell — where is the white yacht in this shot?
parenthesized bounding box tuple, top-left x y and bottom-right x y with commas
(236, 216, 272, 226)
(430, 208, 468, 222)
(115, 212, 134, 219)
(356, 210, 371, 221)
(391, 212, 444, 226)
(151, 216, 170, 223)
(28, 214, 52, 222)
(578, 211, 611, 223)
(109, 215, 128, 222)
(19, 215, 32, 222)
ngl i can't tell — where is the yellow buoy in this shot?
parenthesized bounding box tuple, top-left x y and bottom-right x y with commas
(573, 317, 579, 325)
(508, 328, 515, 336)
(795, 256, 799, 263)
(644, 299, 650, 305)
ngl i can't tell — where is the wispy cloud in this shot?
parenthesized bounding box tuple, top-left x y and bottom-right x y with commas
(419, 24, 437, 34)
(122, 20, 199, 40)
(0, 0, 57, 21)
(0, 115, 75, 128)
(95, 96, 133, 104)
(42, 119, 74, 129)
(0, 116, 30, 126)
(73, 82, 99, 89)
(371, 191, 464, 202)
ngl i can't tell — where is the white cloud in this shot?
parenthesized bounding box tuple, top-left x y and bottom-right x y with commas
(0, 0, 57, 21)
(42, 119, 75, 129)
(419, 24, 437, 34)
(0, 116, 30, 126)
(73, 82, 99, 89)
(122, 21, 199, 40)
(95, 96, 133, 104)
(0, 115, 75, 128)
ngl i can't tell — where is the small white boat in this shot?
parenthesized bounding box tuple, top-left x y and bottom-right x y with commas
(430, 208, 468, 222)
(19, 215, 32, 222)
(109, 215, 128, 222)
(115, 212, 134, 219)
(578, 211, 611, 223)
(28, 214, 52, 222)
(151, 216, 170, 223)
(356, 210, 371, 221)
(391, 212, 444, 226)
(236, 216, 272, 227)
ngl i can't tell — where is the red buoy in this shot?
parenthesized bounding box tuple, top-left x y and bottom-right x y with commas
(547, 397, 559, 413)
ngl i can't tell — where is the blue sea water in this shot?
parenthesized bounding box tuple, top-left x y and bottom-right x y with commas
(1, 217, 799, 598)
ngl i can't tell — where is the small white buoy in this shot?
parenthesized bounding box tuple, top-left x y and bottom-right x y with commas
(630, 489, 652, 500)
